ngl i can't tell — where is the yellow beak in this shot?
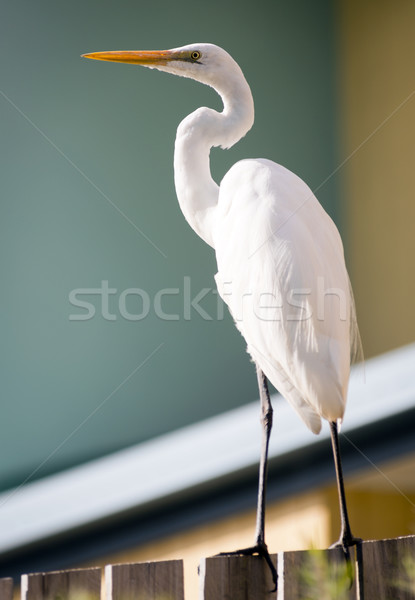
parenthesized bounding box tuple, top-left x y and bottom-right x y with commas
(81, 50, 176, 66)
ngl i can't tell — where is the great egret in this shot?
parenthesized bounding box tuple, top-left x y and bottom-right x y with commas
(83, 43, 361, 589)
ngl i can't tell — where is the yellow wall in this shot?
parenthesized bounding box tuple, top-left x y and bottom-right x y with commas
(83, 489, 332, 599)
(83, 453, 415, 599)
(338, 0, 415, 357)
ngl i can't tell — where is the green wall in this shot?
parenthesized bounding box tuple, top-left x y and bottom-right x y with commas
(1, 0, 339, 490)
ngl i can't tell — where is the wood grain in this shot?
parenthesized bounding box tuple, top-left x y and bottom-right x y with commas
(21, 567, 101, 600)
(0, 578, 14, 600)
(200, 554, 278, 600)
(359, 535, 415, 600)
(9, 535, 415, 599)
(279, 546, 357, 599)
(105, 560, 184, 600)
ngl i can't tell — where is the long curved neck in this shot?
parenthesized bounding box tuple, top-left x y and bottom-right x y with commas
(174, 75, 254, 248)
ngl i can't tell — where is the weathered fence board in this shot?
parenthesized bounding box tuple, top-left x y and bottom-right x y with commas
(200, 554, 278, 600)
(0, 577, 14, 600)
(105, 559, 184, 600)
(21, 567, 101, 600)
(278, 545, 357, 600)
(4, 535, 414, 599)
(358, 535, 415, 599)
(278, 536, 415, 599)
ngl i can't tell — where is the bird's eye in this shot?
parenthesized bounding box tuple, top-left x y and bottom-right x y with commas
(190, 51, 201, 61)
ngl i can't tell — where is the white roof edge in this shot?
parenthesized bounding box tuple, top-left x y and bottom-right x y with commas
(0, 342, 414, 554)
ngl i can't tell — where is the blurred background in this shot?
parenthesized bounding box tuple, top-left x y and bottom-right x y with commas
(1, 0, 415, 595)
(1, 0, 343, 491)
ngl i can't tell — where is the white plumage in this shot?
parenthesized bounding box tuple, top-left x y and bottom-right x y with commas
(214, 157, 359, 433)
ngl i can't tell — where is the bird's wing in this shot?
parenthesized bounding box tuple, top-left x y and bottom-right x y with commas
(214, 268, 323, 434)
(213, 159, 358, 432)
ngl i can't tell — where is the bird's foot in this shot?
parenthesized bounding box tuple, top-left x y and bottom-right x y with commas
(217, 542, 277, 592)
(330, 532, 362, 552)
(330, 533, 362, 588)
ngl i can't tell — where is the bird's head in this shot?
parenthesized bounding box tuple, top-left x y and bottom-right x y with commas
(82, 43, 247, 96)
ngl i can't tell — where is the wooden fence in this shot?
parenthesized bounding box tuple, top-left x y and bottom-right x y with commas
(2, 535, 414, 599)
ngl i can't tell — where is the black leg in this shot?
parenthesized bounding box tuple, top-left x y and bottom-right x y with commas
(254, 365, 273, 547)
(329, 421, 361, 586)
(329, 420, 360, 549)
(217, 365, 277, 592)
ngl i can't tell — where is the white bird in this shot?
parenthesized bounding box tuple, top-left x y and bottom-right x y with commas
(83, 43, 362, 589)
